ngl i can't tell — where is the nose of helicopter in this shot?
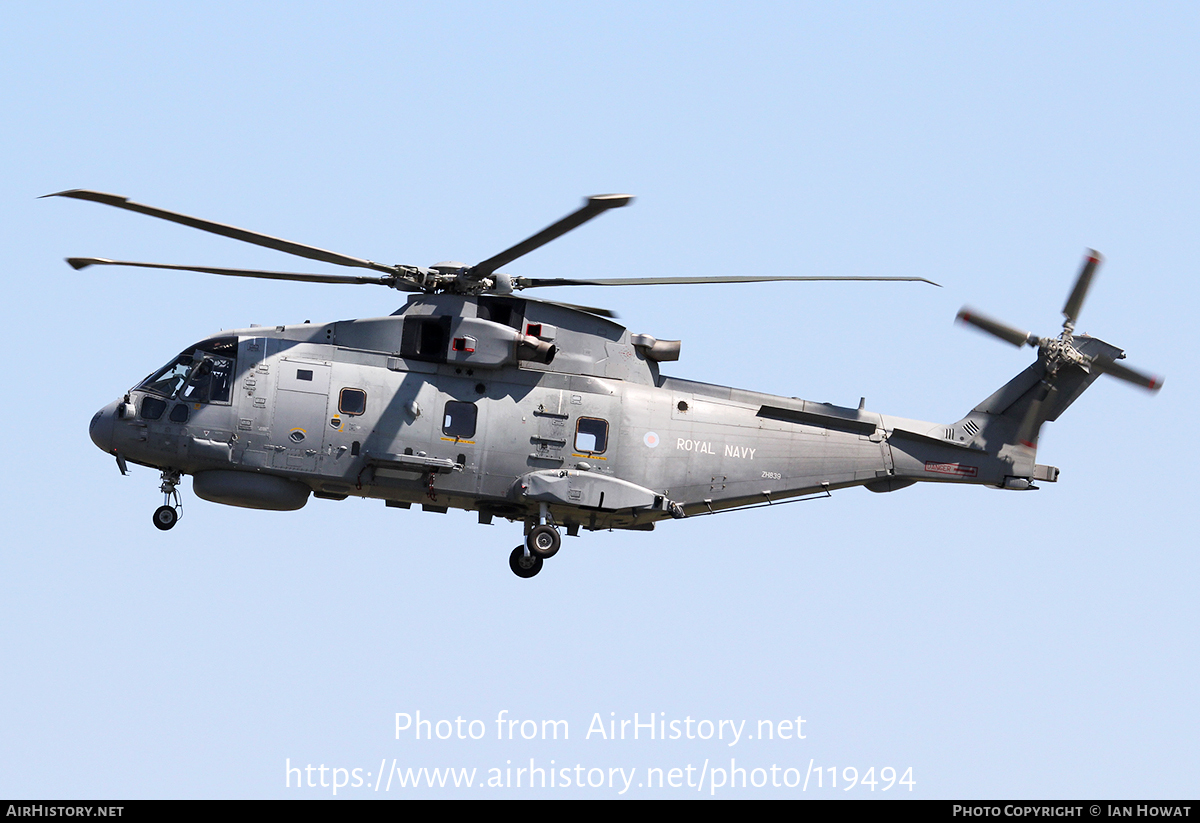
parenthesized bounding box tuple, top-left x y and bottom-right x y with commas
(89, 400, 120, 454)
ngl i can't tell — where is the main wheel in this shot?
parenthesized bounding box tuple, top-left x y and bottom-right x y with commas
(153, 505, 178, 531)
(509, 546, 543, 578)
(527, 524, 561, 559)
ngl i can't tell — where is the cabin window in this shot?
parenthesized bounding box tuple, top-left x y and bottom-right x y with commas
(169, 403, 189, 423)
(442, 401, 477, 439)
(574, 417, 608, 454)
(339, 388, 367, 416)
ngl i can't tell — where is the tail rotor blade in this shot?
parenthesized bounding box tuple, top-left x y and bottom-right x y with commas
(1062, 249, 1102, 326)
(1093, 358, 1164, 391)
(956, 308, 1038, 348)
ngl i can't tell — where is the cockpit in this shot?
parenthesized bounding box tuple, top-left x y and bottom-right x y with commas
(136, 336, 237, 417)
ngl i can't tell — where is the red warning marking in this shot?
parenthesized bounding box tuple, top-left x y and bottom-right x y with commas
(924, 461, 978, 477)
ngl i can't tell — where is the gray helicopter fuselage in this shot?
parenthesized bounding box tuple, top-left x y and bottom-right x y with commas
(90, 293, 1034, 532)
(62, 190, 1158, 575)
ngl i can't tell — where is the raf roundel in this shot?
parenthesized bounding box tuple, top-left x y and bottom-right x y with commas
(643, 432, 660, 448)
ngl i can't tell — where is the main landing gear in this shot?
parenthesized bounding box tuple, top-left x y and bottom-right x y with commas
(509, 546, 543, 578)
(527, 524, 561, 558)
(508, 504, 561, 578)
(153, 469, 183, 531)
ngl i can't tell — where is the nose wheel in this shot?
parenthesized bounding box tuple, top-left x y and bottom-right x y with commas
(153, 469, 183, 531)
(153, 505, 179, 531)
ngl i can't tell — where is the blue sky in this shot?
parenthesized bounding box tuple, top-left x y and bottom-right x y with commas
(2, 2, 1197, 798)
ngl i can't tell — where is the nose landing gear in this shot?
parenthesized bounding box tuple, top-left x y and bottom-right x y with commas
(153, 469, 183, 531)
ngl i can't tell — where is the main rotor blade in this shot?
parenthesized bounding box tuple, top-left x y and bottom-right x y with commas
(45, 190, 398, 274)
(65, 257, 417, 289)
(470, 194, 633, 279)
(956, 307, 1039, 348)
(524, 297, 619, 319)
(515, 274, 941, 288)
(1093, 358, 1164, 391)
(1062, 249, 1102, 325)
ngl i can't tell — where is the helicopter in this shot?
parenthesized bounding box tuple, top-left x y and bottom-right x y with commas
(57, 189, 1162, 578)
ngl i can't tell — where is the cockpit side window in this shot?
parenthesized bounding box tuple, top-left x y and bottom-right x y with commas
(208, 356, 234, 403)
(180, 355, 234, 404)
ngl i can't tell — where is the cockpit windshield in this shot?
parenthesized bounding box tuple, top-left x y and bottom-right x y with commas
(140, 353, 195, 398)
(137, 336, 238, 403)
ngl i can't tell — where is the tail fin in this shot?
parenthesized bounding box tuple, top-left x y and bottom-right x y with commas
(950, 250, 1162, 486)
(947, 335, 1124, 480)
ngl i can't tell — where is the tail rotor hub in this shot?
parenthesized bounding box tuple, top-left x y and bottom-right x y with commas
(956, 249, 1161, 392)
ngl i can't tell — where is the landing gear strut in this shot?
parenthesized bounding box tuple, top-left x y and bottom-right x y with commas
(154, 469, 182, 531)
